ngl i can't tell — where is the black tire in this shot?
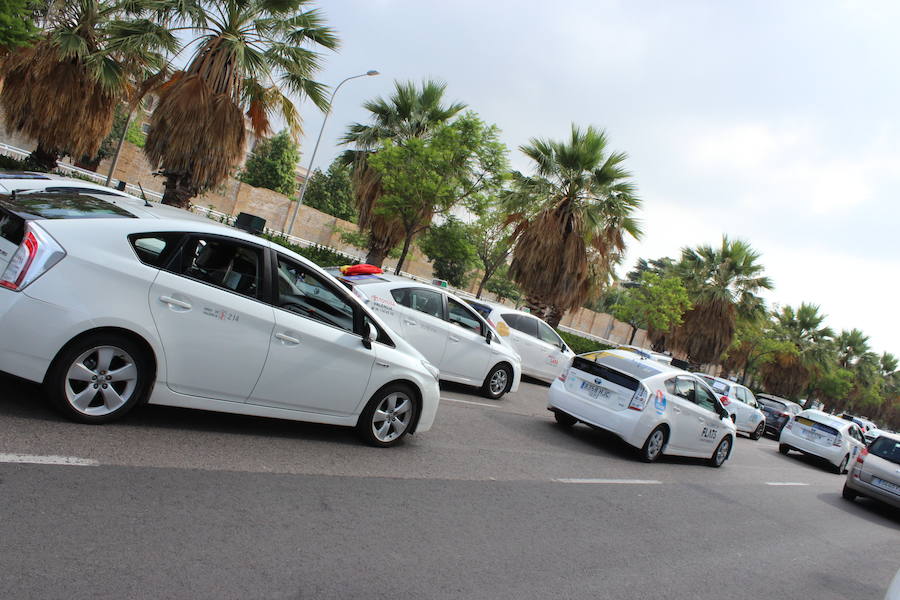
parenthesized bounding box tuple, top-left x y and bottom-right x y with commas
(834, 454, 849, 475)
(356, 383, 418, 448)
(553, 410, 577, 428)
(44, 332, 152, 424)
(841, 484, 858, 501)
(708, 436, 732, 468)
(481, 363, 512, 400)
(779, 444, 790, 455)
(751, 422, 765, 441)
(639, 426, 667, 463)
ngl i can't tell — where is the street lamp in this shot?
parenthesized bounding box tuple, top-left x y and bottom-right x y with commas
(285, 70, 380, 234)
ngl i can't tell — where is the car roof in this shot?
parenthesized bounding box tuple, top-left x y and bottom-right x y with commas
(578, 348, 685, 381)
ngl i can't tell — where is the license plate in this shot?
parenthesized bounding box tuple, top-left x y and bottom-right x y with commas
(580, 380, 609, 400)
(799, 426, 833, 445)
(872, 477, 900, 495)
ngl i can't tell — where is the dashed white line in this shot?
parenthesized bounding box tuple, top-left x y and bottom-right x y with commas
(765, 482, 809, 486)
(0, 453, 99, 467)
(556, 478, 663, 485)
(441, 397, 498, 409)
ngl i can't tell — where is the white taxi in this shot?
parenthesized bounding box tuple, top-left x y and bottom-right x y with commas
(465, 299, 573, 383)
(698, 374, 767, 440)
(548, 349, 736, 466)
(779, 409, 867, 473)
(328, 272, 522, 399)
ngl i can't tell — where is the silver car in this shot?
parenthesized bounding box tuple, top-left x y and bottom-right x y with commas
(843, 432, 900, 509)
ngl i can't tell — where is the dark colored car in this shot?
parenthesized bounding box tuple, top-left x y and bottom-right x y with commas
(756, 394, 802, 437)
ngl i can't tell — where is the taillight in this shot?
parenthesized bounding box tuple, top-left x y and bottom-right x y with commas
(832, 434, 842, 447)
(720, 395, 731, 406)
(628, 385, 649, 411)
(856, 448, 868, 464)
(0, 224, 65, 291)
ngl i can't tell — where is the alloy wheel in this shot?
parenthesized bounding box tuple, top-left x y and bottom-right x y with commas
(64, 345, 138, 416)
(489, 368, 508, 396)
(371, 391, 413, 443)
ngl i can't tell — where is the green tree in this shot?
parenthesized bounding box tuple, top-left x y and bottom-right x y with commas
(0, 0, 177, 170)
(145, 0, 338, 207)
(418, 216, 477, 287)
(759, 303, 835, 398)
(484, 264, 521, 304)
(239, 130, 300, 196)
(0, 0, 38, 50)
(303, 157, 356, 222)
(505, 124, 642, 327)
(470, 208, 513, 298)
(611, 272, 692, 345)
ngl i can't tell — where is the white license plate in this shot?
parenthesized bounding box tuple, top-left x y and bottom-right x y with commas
(580, 380, 609, 400)
(800, 427, 833, 445)
(872, 477, 900, 495)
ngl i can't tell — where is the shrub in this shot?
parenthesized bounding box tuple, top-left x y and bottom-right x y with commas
(263, 233, 359, 268)
(0, 154, 29, 170)
(557, 329, 613, 355)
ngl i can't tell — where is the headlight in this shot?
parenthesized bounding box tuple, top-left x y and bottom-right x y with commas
(421, 360, 440, 381)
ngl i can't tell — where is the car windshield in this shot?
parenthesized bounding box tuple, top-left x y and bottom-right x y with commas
(868, 437, 900, 465)
(0, 193, 135, 219)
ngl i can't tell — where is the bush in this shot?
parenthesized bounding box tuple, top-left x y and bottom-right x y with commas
(0, 154, 29, 170)
(557, 329, 613, 355)
(264, 233, 359, 268)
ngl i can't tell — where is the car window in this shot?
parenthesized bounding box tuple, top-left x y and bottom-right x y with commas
(44, 186, 124, 197)
(670, 377, 696, 402)
(447, 297, 482, 334)
(702, 376, 729, 395)
(742, 388, 758, 408)
(180, 236, 262, 298)
(537, 321, 562, 346)
(402, 288, 443, 319)
(869, 437, 900, 465)
(128, 233, 182, 268)
(275, 256, 356, 332)
(849, 426, 864, 444)
(733, 387, 747, 403)
(503, 313, 538, 337)
(693, 381, 718, 413)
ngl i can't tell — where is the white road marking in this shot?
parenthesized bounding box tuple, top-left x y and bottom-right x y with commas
(441, 397, 498, 409)
(556, 478, 663, 485)
(0, 453, 99, 467)
(765, 482, 809, 486)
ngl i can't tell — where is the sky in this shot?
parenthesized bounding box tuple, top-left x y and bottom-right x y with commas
(291, 0, 900, 355)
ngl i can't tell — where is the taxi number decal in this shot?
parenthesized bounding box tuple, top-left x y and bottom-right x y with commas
(700, 426, 718, 443)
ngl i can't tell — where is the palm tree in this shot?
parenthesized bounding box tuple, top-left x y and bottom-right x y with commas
(667, 236, 772, 364)
(341, 79, 466, 266)
(836, 329, 870, 368)
(760, 303, 834, 397)
(144, 0, 337, 207)
(505, 124, 641, 327)
(0, 0, 176, 170)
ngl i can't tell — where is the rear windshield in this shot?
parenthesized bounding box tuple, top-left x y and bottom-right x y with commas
(794, 416, 839, 437)
(0, 207, 25, 245)
(572, 356, 641, 391)
(0, 194, 135, 219)
(701, 376, 729, 394)
(758, 397, 786, 410)
(869, 437, 900, 465)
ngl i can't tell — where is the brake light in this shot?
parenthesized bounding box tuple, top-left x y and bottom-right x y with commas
(0, 224, 65, 291)
(720, 395, 731, 406)
(856, 447, 868, 464)
(628, 385, 649, 411)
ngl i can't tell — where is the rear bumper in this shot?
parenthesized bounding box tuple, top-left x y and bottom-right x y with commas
(547, 379, 648, 448)
(845, 472, 900, 509)
(779, 429, 843, 466)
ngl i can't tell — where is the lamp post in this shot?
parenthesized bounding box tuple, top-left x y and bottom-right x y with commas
(285, 70, 379, 234)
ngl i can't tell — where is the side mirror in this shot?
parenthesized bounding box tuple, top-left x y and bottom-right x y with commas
(362, 321, 376, 349)
(485, 330, 493, 344)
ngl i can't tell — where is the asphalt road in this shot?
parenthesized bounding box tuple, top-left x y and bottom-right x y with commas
(1, 373, 898, 600)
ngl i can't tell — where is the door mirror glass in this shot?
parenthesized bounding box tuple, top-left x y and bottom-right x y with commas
(485, 329, 493, 344)
(362, 320, 377, 349)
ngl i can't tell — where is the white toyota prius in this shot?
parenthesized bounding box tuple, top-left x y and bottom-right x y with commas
(0, 190, 440, 447)
(549, 349, 737, 466)
(779, 409, 867, 473)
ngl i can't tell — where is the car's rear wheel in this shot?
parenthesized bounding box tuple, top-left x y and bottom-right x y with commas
(45, 333, 151, 423)
(639, 426, 667, 463)
(751, 422, 765, 440)
(778, 444, 790, 455)
(356, 384, 417, 448)
(834, 454, 849, 475)
(841, 484, 858, 501)
(708, 436, 731, 467)
(481, 363, 512, 399)
(553, 410, 577, 428)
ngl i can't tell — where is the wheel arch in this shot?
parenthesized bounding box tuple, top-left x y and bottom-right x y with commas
(357, 379, 425, 433)
(488, 360, 515, 393)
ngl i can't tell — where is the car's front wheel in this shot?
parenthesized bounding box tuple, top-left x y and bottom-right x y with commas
(708, 436, 732, 468)
(356, 384, 417, 447)
(751, 422, 765, 440)
(45, 333, 152, 424)
(834, 454, 850, 475)
(481, 363, 512, 400)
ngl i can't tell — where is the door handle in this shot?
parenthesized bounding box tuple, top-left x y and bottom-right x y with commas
(698, 417, 705, 423)
(275, 332, 300, 345)
(449, 335, 460, 342)
(159, 295, 191, 310)
(403, 319, 417, 326)
(673, 406, 682, 414)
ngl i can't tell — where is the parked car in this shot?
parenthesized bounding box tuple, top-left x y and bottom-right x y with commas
(779, 409, 867, 473)
(328, 271, 521, 399)
(697, 375, 766, 440)
(863, 427, 889, 445)
(0, 191, 440, 447)
(548, 349, 736, 467)
(839, 413, 878, 434)
(465, 299, 572, 383)
(614, 345, 674, 366)
(842, 432, 900, 509)
(756, 394, 802, 437)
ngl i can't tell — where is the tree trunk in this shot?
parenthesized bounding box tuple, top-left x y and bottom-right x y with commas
(161, 172, 196, 209)
(524, 295, 549, 321)
(27, 143, 60, 172)
(476, 272, 490, 299)
(394, 232, 414, 275)
(365, 248, 387, 268)
(545, 305, 565, 328)
(628, 325, 638, 345)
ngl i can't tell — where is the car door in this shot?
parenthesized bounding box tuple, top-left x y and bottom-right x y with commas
(440, 297, 493, 384)
(666, 377, 720, 454)
(247, 254, 376, 416)
(148, 234, 275, 402)
(731, 386, 752, 430)
(846, 425, 866, 461)
(502, 314, 542, 376)
(535, 320, 570, 380)
(390, 287, 449, 367)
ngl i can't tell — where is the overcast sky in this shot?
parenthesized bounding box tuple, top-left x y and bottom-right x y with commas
(293, 0, 900, 355)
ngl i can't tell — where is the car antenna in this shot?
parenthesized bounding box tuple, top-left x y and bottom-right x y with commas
(138, 182, 151, 207)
